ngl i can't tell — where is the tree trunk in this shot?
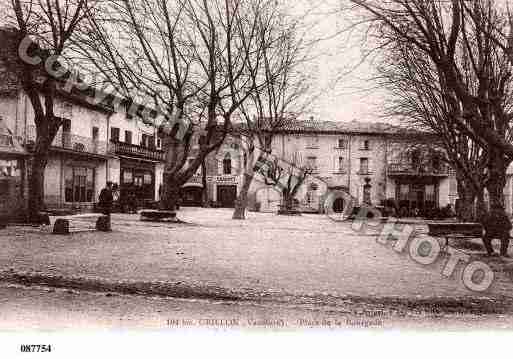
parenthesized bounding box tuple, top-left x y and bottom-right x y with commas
(28, 153, 48, 221)
(278, 190, 296, 215)
(487, 150, 508, 210)
(160, 174, 181, 211)
(476, 190, 487, 219)
(483, 150, 510, 240)
(232, 172, 254, 220)
(201, 160, 209, 207)
(456, 183, 476, 222)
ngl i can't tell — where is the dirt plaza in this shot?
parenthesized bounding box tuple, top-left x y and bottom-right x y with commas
(1, 208, 512, 301)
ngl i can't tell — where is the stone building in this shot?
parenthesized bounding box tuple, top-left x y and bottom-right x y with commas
(0, 28, 166, 212)
(181, 132, 246, 208)
(0, 117, 28, 221)
(247, 119, 459, 215)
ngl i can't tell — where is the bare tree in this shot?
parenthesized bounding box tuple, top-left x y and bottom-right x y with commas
(77, 0, 285, 212)
(1, 0, 97, 220)
(349, 0, 513, 223)
(378, 40, 489, 221)
(232, 8, 315, 219)
(257, 151, 313, 215)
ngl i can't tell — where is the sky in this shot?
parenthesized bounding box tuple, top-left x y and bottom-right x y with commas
(291, 0, 388, 124)
(0, 0, 386, 124)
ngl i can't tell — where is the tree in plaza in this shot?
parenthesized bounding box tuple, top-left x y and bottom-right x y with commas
(77, 0, 290, 212)
(377, 40, 489, 221)
(231, 10, 315, 220)
(349, 0, 513, 225)
(1, 0, 98, 220)
(257, 151, 314, 215)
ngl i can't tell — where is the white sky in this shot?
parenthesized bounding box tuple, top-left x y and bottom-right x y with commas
(291, 0, 388, 123)
(0, 0, 386, 123)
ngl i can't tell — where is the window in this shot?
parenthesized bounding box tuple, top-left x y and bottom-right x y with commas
(399, 184, 409, 201)
(0, 159, 21, 178)
(125, 130, 132, 144)
(157, 138, 162, 149)
(363, 185, 372, 205)
(62, 119, 71, 133)
(307, 156, 318, 171)
(223, 153, 232, 175)
(143, 173, 153, 185)
(111, 127, 120, 142)
(243, 153, 247, 169)
(411, 149, 420, 164)
(123, 170, 133, 184)
(359, 158, 369, 174)
(361, 139, 370, 150)
(426, 184, 436, 203)
(307, 136, 319, 148)
(337, 156, 345, 173)
(62, 119, 71, 148)
(64, 166, 95, 203)
(148, 136, 155, 149)
(306, 191, 314, 205)
(92, 127, 99, 141)
(432, 155, 441, 171)
(337, 138, 346, 149)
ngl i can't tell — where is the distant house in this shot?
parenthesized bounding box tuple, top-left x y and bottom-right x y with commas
(246, 119, 459, 215)
(0, 28, 166, 212)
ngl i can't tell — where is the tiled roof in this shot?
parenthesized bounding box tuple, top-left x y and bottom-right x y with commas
(267, 119, 423, 135)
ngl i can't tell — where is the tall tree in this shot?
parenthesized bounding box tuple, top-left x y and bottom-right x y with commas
(77, 0, 287, 212)
(232, 7, 315, 220)
(350, 0, 513, 223)
(257, 151, 314, 215)
(378, 40, 489, 221)
(2, 0, 97, 220)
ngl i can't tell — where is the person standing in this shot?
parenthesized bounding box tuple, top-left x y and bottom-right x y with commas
(98, 181, 114, 216)
(482, 205, 512, 257)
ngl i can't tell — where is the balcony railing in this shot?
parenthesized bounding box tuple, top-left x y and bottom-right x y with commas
(388, 162, 453, 177)
(26, 125, 113, 156)
(112, 141, 165, 161)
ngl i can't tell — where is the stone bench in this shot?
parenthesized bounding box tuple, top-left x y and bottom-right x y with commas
(53, 214, 111, 235)
(140, 210, 177, 222)
(427, 222, 483, 246)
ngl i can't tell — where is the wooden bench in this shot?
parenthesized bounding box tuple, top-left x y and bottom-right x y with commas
(140, 210, 177, 222)
(427, 222, 483, 246)
(53, 214, 111, 234)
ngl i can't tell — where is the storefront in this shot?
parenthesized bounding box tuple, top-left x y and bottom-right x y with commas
(0, 120, 28, 221)
(181, 184, 204, 207)
(64, 164, 96, 203)
(394, 178, 439, 216)
(216, 184, 237, 207)
(119, 157, 156, 205)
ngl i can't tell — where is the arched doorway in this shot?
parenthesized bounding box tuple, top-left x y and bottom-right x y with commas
(333, 198, 345, 213)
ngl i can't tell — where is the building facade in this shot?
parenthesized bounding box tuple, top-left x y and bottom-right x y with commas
(0, 88, 166, 212)
(181, 133, 246, 208)
(247, 120, 459, 215)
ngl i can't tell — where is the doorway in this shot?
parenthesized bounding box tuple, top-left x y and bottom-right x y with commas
(217, 185, 237, 208)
